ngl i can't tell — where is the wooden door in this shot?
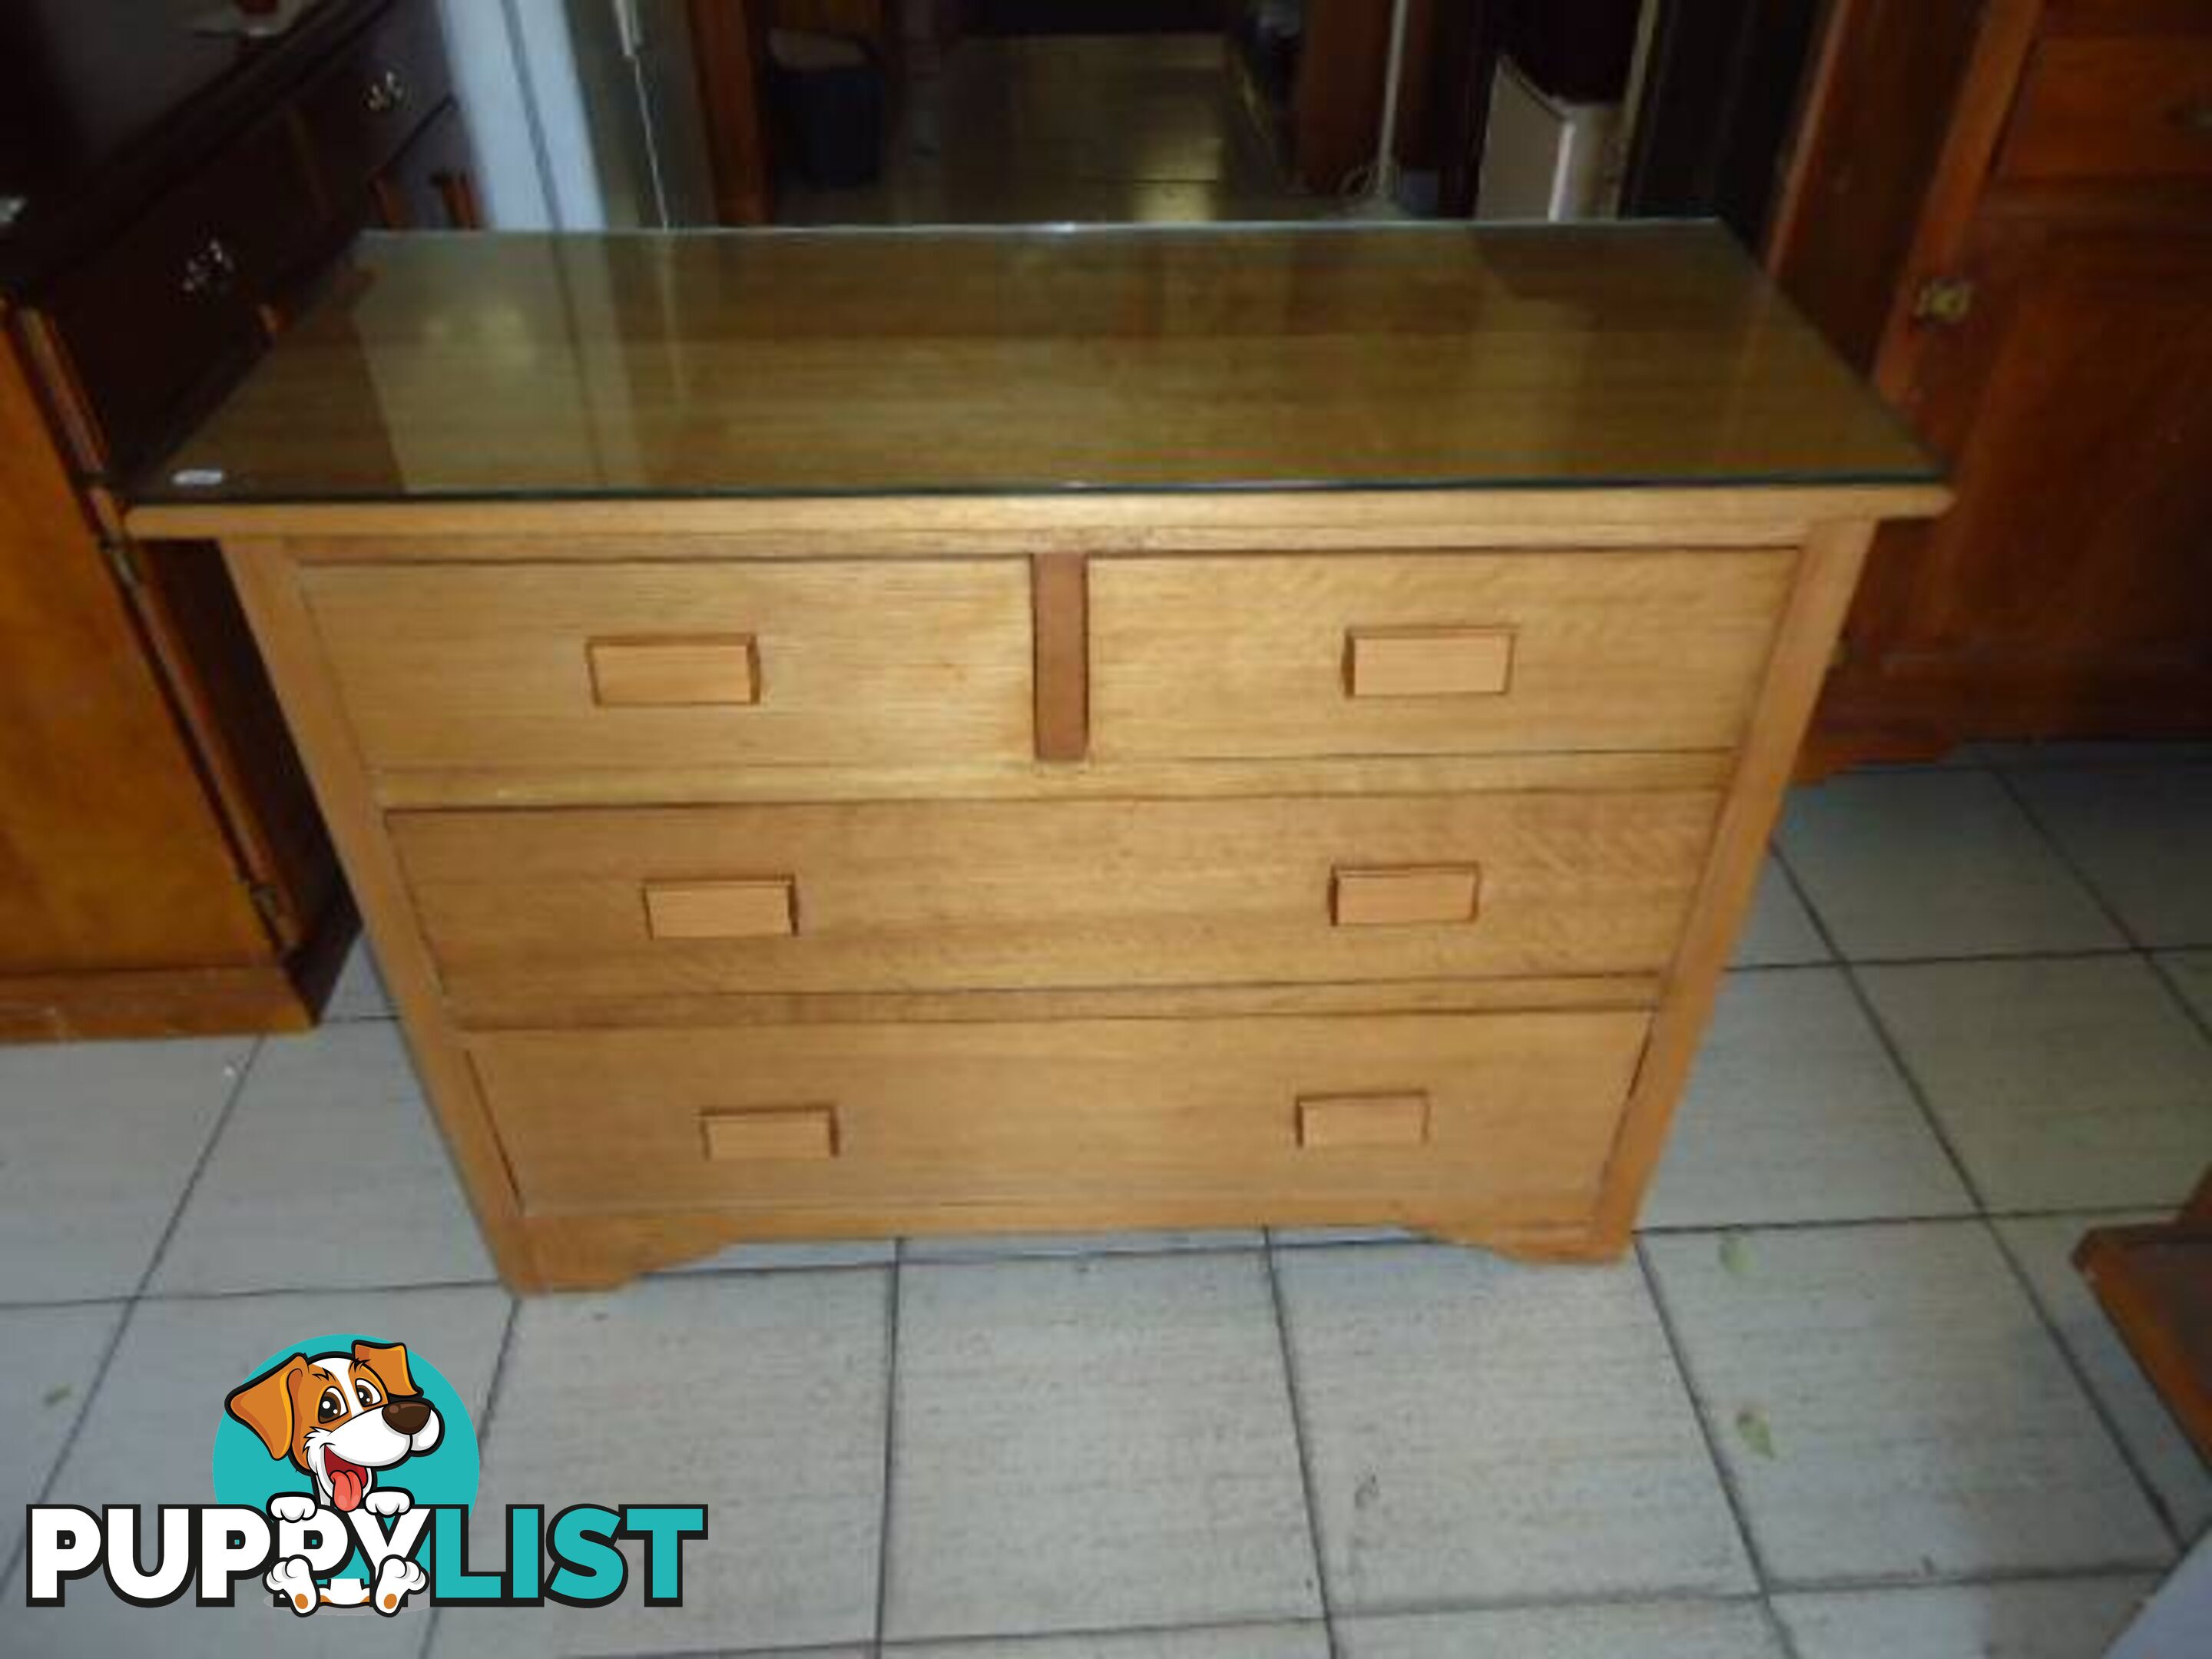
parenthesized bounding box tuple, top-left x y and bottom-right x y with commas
(1845, 213, 2212, 736)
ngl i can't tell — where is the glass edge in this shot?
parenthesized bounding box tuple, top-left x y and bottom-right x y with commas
(137, 466, 1944, 508)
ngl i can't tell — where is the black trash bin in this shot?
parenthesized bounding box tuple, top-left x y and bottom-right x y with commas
(770, 29, 885, 190)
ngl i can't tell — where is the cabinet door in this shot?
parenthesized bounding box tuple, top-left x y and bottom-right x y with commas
(0, 340, 269, 973)
(1879, 215, 2212, 727)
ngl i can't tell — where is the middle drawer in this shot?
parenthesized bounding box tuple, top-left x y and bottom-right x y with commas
(394, 790, 1719, 1020)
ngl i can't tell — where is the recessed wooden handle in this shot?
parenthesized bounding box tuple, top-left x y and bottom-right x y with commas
(701, 1107, 838, 1162)
(644, 878, 797, 940)
(1330, 864, 1482, 927)
(1344, 627, 1515, 698)
(1296, 1092, 1431, 1150)
(588, 634, 760, 707)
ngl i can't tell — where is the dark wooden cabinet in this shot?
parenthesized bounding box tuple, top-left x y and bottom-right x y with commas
(36, 109, 328, 475)
(373, 101, 482, 232)
(1772, 0, 2212, 767)
(0, 0, 478, 1039)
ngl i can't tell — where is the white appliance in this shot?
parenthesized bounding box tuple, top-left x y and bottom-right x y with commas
(1476, 55, 1620, 221)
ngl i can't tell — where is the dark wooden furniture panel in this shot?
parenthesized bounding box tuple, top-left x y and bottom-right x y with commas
(1998, 33, 2212, 182)
(373, 102, 484, 231)
(1771, 0, 2212, 769)
(0, 332, 268, 979)
(39, 111, 325, 475)
(0, 0, 476, 1038)
(2076, 1171, 2212, 1462)
(301, 0, 459, 205)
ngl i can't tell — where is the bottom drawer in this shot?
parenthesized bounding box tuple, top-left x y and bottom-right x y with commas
(472, 1009, 1649, 1225)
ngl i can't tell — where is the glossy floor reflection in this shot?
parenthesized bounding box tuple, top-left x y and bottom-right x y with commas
(777, 33, 1333, 227)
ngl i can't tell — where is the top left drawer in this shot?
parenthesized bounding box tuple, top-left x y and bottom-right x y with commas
(300, 559, 1036, 782)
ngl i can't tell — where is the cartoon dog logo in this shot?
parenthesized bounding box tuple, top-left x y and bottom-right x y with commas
(225, 1340, 440, 1614)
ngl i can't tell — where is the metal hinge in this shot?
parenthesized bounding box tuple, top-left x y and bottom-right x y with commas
(247, 882, 290, 935)
(99, 538, 143, 591)
(1912, 276, 1975, 327)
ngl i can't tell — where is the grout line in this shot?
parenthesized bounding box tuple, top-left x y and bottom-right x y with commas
(649, 1253, 899, 1280)
(1313, 1586, 1778, 1624)
(1260, 1242, 1339, 1656)
(1632, 1239, 1775, 1594)
(131, 1273, 509, 1303)
(1676, 827, 2190, 1576)
(1757, 1557, 2176, 1599)
(416, 1288, 521, 1657)
(1983, 1219, 2187, 1555)
(1732, 942, 2151, 972)
(129, 1037, 267, 1302)
(855, 1563, 2170, 1648)
(2, 1037, 268, 1596)
(873, 1241, 905, 1650)
(1760, 1592, 1806, 1659)
(472, 1291, 525, 1449)
(2147, 950, 2212, 1049)
(608, 1556, 2183, 1657)
(1988, 767, 2144, 950)
(1770, 845, 1992, 1214)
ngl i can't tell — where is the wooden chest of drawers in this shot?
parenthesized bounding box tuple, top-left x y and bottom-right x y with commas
(131, 226, 1945, 1290)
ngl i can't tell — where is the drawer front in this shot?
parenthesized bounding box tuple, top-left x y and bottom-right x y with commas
(373, 100, 478, 230)
(303, 0, 458, 201)
(302, 560, 1035, 775)
(395, 790, 1718, 1015)
(1999, 36, 2212, 183)
(1089, 550, 1793, 760)
(38, 114, 323, 471)
(472, 1009, 1651, 1220)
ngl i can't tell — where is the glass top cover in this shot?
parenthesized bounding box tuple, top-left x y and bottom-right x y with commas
(143, 222, 1936, 503)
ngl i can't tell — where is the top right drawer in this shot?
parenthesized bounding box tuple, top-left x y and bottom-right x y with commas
(1089, 548, 1793, 761)
(1999, 35, 2212, 184)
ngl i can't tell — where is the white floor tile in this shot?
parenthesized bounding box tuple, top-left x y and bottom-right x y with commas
(1336, 1599, 1783, 1658)
(902, 1229, 1261, 1262)
(0, 1302, 126, 1565)
(1998, 1213, 2212, 1538)
(0, 1035, 250, 1301)
(322, 939, 391, 1022)
(1274, 1243, 1752, 1610)
(1644, 969, 1972, 1228)
(4, 1283, 508, 1657)
(150, 1022, 493, 1294)
(2012, 766, 2212, 947)
(2158, 949, 2212, 1028)
(1860, 956, 2212, 1211)
(899, 1624, 1330, 1658)
(1777, 772, 2122, 959)
(1644, 1223, 2171, 1585)
(1772, 1575, 2157, 1659)
(885, 1252, 1317, 1640)
(1735, 856, 1830, 967)
(441, 1271, 890, 1657)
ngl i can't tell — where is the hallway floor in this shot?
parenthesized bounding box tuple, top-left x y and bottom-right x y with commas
(777, 33, 1333, 226)
(3, 746, 2210, 1655)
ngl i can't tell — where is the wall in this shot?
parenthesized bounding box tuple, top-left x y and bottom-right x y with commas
(432, 0, 607, 228)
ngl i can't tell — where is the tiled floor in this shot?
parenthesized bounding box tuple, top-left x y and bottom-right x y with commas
(4, 749, 2210, 1657)
(777, 34, 1332, 227)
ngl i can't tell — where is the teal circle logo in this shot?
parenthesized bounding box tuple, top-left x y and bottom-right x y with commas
(213, 1333, 478, 1594)
(214, 1333, 478, 1510)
